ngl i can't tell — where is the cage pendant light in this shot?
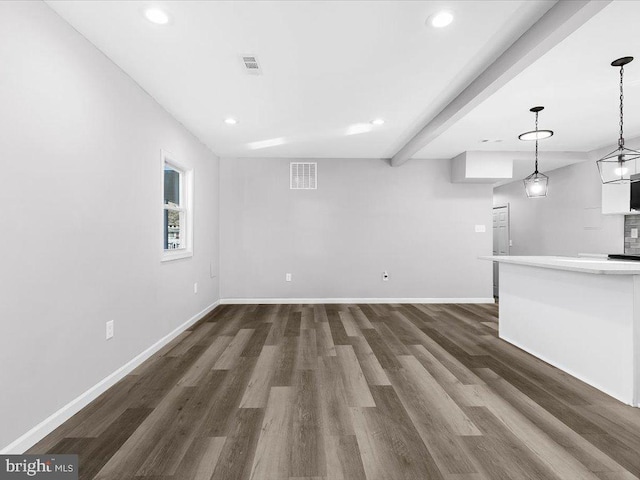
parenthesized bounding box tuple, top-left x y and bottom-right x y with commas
(597, 57, 640, 184)
(522, 106, 550, 198)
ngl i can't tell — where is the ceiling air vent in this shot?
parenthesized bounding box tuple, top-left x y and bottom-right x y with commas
(241, 55, 261, 75)
(290, 162, 317, 190)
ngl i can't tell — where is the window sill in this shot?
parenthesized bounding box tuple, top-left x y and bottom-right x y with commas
(161, 250, 193, 262)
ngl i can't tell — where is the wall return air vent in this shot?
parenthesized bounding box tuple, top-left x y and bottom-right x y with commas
(290, 162, 317, 190)
(241, 55, 261, 75)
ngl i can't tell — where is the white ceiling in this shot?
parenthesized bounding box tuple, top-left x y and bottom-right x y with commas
(45, 0, 640, 180)
(416, 0, 640, 160)
(46, 0, 555, 160)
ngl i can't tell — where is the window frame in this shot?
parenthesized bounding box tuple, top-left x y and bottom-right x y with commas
(161, 150, 194, 262)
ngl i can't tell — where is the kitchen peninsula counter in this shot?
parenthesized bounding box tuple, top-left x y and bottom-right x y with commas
(482, 255, 640, 407)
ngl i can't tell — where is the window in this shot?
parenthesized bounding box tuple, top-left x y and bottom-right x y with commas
(162, 151, 193, 262)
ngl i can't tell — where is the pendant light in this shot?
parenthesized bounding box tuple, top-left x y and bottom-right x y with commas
(521, 106, 551, 198)
(597, 57, 640, 184)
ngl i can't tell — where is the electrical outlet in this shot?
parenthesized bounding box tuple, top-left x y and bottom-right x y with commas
(632, 228, 638, 239)
(194, 282, 198, 294)
(382, 271, 389, 281)
(509, 239, 513, 247)
(106, 320, 114, 340)
(285, 273, 292, 282)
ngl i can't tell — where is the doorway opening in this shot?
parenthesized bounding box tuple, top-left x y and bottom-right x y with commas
(492, 204, 510, 299)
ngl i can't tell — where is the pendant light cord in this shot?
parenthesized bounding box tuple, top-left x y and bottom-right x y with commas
(534, 111, 539, 173)
(619, 64, 625, 148)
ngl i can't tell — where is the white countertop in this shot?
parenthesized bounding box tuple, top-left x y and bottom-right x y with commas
(480, 255, 640, 275)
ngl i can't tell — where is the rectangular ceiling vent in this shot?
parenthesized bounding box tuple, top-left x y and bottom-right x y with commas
(241, 55, 261, 75)
(290, 162, 317, 190)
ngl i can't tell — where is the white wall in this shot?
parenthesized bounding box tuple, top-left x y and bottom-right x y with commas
(0, 2, 219, 449)
(220, 157, 493, 300)
(493, 160, 623, 256)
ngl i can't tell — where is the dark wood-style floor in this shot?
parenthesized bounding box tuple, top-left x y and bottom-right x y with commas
(29, 303, 640, 480)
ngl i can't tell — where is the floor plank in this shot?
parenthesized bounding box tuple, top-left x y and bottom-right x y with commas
(213, 328, 255, 370)
(27, 303, 640, 480)
(239, 345, 279, 408)
(250, 386, 294, 480)
(335, 345, 376, 407)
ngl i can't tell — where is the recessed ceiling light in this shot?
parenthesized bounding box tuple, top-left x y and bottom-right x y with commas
(428, 10, 454, 28)
(144, 8, 170, 25)
(370, 118, 385, 125)
(224, 117, 238, 125)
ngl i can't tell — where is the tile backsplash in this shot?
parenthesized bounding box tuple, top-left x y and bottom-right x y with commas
(624, 215, 640, 254)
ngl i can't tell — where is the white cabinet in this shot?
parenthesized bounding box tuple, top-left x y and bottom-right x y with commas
(602, 183, 631, 214)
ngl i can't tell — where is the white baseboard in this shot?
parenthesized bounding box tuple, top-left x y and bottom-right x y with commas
(1, 300, 220, 455)
(220, 297, 495, 305)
